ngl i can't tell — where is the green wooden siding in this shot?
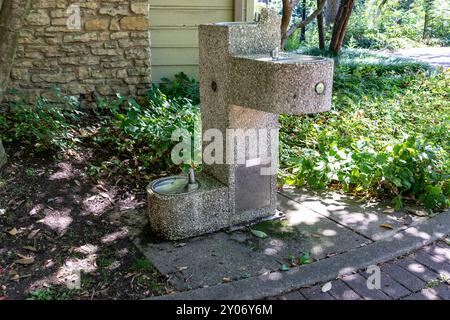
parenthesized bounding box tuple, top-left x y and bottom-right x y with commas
(150, 0, 254, 82)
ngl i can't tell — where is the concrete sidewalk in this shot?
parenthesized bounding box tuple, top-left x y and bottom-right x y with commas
(135, 188, 449, 300)
(381, 47, 450, 68)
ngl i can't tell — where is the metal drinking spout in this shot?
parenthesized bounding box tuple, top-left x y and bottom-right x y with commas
(270, 47, 279, 61)
(254, 12, 261, 23)
(188, 167, 196, 185)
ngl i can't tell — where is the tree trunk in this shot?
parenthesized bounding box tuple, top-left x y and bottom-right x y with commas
(329, 0, 355, 54)
(300, 0, 307, 42)
(281, 0, 293, 47)
(325, 0, 340, 26)
(282, 0, 326, 47)
(0, 0, 31, 168)
(0, 0, 30, 97)
(423, 0, 433, 39)
(317, 0, 326, 49)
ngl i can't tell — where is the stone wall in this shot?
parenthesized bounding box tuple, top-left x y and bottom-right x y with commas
(7, 0, 151, 102)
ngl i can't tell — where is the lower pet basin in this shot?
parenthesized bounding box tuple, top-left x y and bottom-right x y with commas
(147, 173, 230, 240)
(151, 176, 200, 195)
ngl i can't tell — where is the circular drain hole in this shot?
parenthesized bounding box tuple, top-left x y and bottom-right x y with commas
(315, 82, 325, 95)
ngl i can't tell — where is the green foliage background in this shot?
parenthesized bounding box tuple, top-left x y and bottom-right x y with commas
(1, 51, 448, 211)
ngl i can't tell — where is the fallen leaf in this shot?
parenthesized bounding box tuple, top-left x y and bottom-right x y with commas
(8, 269, 16, 275)
(96, 184, 108, 192)
(16, 253, 30, 259)
(75, 180, 81, 187)
(250, 229, 268, 239)
(22, 246, 37, 252)
(86, 195, 97, 201)
(299, 252, 312, 265)
(173, 243, 186, 248)
(176, 266, 188, 272)
(311, 233, 321, 238)
(326, 252, 338, 258)
(8, 269, 18, 279)
(321, 282, 333, 293)
(27, 229, 40, 239)
(405, 206, 428, 217)
(99, 192, 112, 201)
(279, 263, 290, 271)
(380, 223, 394, 230)
(222, 277, 232, 283)
(15, 257, 34, 265)
(444, 238, 450, 246)
(8, 228, 18, 236)
(125, 272, 139, 278)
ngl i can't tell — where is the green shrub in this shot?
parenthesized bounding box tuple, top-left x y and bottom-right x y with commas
(29, 286, 79, 300)
(157, 72, 200, 105)
(279, 50, 450, 211)
(94, 88, 200, 174)
(0, 86, 81, 152)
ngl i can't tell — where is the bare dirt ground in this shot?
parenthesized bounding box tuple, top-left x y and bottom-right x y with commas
(0, 122, 173, 300)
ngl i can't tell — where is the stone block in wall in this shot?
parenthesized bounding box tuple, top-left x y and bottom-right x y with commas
(124, 47, 149, 59)
(120, 17, 149, 30)
(11, 69, 30, 81)
(31, 73, 77, 84)
(99, 6, 129, 16)
(63, 33, 98, 43)
(85, 18, 109, 31)
(110, 32, 129, 40)
(91, 48, 120, 56)
(116, 69, 127, 79)
(130, 2, 149, 15)
(26, 10, 51, 26)
(32, 0, 67, 9)
(110, 17, 121, 31)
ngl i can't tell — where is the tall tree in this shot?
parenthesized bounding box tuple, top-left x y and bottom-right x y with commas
(281, 0, 326, 47)
(0, 0, 31, 167)
(325, 0, 340, 26)
(317, 0, 326, 49)
(329, 0, 355, 54)
(0, 0, 30, 96)
(423, 0, 434, 39)
(281, 0, 295, 47)
(300, 0, 307, 42)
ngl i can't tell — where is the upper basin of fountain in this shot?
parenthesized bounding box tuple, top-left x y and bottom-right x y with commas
(214, 21, 257, 27)
(236, 53, 327, 64)
(229, 52, 334, 115)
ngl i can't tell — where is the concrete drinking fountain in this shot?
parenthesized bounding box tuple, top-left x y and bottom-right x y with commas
(147, 9, 334, 240)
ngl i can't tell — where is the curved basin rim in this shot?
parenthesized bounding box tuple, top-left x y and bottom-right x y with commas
(150, 175, 201, 196)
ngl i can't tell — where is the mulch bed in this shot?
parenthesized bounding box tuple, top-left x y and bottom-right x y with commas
(0, 134, 173, 300)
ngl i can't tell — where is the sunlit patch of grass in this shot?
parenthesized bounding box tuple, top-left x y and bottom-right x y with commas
(279, 49, 449, 211)
(28, 286, 80, 300)
(130, 258, 154, 272)
(135, 274, 164, 293)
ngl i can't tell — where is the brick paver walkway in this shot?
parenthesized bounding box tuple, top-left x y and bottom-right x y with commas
(272, 240, 450, 300)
